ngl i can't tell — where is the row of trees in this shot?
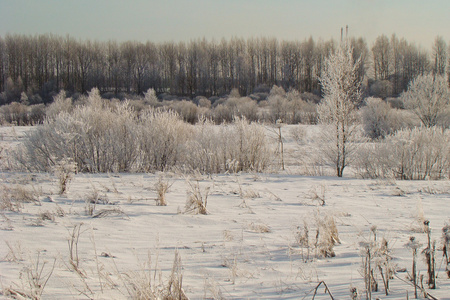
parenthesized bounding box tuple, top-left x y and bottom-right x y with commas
(1, 33, 448, 104)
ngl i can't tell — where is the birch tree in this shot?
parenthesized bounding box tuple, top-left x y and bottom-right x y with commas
(318, 42, 363, 177)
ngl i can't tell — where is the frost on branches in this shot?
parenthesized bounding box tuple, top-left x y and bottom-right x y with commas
(401, 74, 450, 128)
(318, 42, 363, 177)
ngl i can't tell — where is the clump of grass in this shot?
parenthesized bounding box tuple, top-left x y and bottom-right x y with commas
(120, 250, 188, 299)
(39, 210, 55, 222)
(4, 241, 25, 263)
(154, 174, 172, 206)
(316, 214, 340, 258)
(4, 250, 56, 300)
(67, 223, 84, 276)
(84, 187, 109, 216)
(52, 157, 76, 195)
(248, 222, 271, 233)
(295, 212, 340, 260)
(308, 184, 326, 206)
(92, 207, 126, 218)
(184, 180, 210, 215)
(1, 185, 39, 212)
(295, 220, 311, 262)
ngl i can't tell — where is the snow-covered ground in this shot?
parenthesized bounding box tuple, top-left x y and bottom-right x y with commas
(0, 125, 449, 299)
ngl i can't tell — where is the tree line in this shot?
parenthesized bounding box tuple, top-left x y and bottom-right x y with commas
(0, 33, 448, 104)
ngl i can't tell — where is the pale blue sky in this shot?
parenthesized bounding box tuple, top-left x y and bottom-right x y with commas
(0, 0, 448, 48)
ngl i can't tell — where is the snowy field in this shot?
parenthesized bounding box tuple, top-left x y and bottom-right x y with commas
(0, 125, 449, 299)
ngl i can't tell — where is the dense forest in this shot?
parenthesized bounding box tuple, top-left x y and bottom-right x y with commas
(0, 33, 448, 104)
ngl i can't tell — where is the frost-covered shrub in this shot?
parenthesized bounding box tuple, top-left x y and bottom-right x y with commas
(14, 88, 271, 174)
(386, 127, 449, 180)
(353, 142, 394, 179)
(0, 102, 29, 125)
(15, 88, 191, 173)
(184, 117, 271, 173)
(184, 118, 225, 174)
(170, 100, 199, 124)
(45, 90, 73, 120)
(401, 74, 450, 128)
(211, 104, 233, 124)
(360, 97, 393, 139)
(138, 108, 192, 172)
(220, 117, 270, 172)
(16, 91, 140, 173)
(213, 97, 259, 123)
(354, 127, 450, 179)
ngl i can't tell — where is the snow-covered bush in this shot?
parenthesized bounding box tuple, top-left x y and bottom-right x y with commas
(360, 97, 393, 139)
(212, 97, 259, 123)
(138, 108, 192, 172)
(170, 100, 199, 124)
(184, 118, 225, 174)
(184, 117, 271, 173)
(14, 87, 272, 174)
(15, 88, 189, 173)
(45, 90, 73, 120)
(386, 127, 449, 180)
(222, 117, 270, 172)
(354, 127, 450, 179)
(0, 102, 30, 125)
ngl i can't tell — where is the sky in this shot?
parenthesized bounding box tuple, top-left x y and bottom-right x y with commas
(0, 0, 449, 49)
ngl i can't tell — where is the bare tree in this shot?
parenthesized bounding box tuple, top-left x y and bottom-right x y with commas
(372, 35, 391, 81)
(432, 36, 447, 76)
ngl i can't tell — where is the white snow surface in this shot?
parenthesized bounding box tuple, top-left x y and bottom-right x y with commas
(0, 125, 449, 299)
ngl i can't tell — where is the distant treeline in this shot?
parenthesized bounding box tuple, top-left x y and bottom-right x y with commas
(0, 33, 448, 104)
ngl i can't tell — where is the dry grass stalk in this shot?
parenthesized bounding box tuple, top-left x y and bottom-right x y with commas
(4, 241, 24, 263)
(185, 180, 210, 215)
(1, 185, 39, 212)
(154, 174, 172, 206)
(309, 184, 326, 206)
(296, 220, 311, 262)
(4, 250, 56, 300)
(248, 222, 271, 233)
(406, 236, 421, 299)
(68, 223, 85, 277)
(121, 250, 187, 300)
(92, 207, 126, 218)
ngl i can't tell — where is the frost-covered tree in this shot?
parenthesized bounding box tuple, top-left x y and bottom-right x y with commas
(401, 74, 450, 128)
(318, 42, 363, 177)
(144, 88, 158, 106)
